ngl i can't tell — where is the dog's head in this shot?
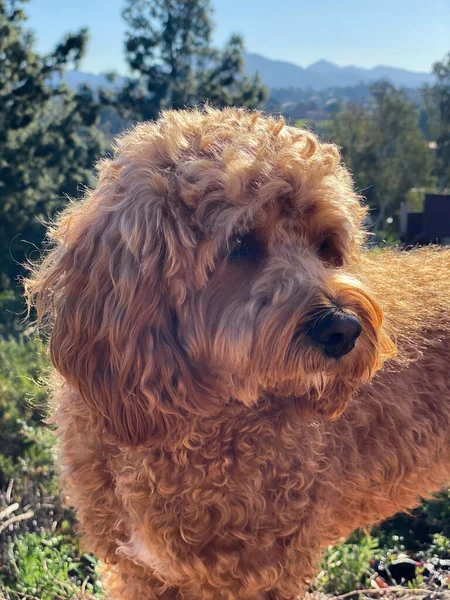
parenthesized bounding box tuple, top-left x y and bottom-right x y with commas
(27, 107, 395, 445)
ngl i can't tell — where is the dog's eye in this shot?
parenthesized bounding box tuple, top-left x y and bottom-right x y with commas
(229, 234, 250, 258)
(227, 233, 263, 262)
(318, 238, 344, 267)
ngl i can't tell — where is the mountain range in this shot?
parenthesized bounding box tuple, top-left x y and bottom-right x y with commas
(62, 52, 435, 92)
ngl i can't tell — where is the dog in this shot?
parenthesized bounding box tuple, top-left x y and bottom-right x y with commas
(26, 107, 450, 599)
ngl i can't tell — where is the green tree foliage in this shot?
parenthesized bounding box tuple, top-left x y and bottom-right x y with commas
(113, 0, 268, 121)
(424, 53, 450, 189)
(0, 0, 106, 334)
(327, 81, 434, 230)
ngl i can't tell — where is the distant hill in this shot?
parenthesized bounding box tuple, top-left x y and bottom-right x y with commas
(52, 71, 128, 89)
(243, 53, 434, 90)
(60, 53, 434, 92)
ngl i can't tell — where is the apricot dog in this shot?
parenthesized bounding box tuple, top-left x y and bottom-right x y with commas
(26, 107, 450, 599)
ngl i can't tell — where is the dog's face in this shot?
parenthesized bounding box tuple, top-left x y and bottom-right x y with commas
(189, 202, 388, 417)
(28, 108, 395, 444)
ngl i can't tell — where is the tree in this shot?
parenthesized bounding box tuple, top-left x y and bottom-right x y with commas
(423, 53, 450, 189)
(113, 0, 268, 121)
(0, 0, 106, 333)
(327, 81, 434, 231)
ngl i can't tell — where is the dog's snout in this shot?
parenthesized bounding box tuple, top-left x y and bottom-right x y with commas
(307, 312, 362, 358)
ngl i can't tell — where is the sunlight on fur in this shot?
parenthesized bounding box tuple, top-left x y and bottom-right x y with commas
(25, 107, 450, 600)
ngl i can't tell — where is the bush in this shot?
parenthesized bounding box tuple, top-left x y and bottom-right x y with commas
(0, 336, 102, 598)
(0, 531, 102, 599)
(0, 335, 50, 472)
(314, 536, 379, 594)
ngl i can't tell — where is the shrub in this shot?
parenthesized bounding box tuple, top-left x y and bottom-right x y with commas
(0, 531, 102, 599)
(314, 536, 379, 594)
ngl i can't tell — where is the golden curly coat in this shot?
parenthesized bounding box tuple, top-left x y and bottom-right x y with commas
(26, 107, 450, 599)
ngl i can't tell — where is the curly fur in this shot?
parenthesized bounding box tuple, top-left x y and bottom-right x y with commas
(26, 107, 450, 599)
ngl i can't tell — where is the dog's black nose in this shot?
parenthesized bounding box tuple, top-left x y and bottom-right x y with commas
(307, 312, 362, 358)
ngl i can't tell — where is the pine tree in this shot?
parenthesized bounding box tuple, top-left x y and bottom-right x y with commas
(114, 0, 268, 121)
(0, 0, 106, 333)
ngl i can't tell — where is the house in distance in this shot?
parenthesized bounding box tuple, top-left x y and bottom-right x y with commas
(400, 194, 450, 246)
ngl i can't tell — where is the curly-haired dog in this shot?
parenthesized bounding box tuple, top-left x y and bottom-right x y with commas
(26, 107, 450, 599)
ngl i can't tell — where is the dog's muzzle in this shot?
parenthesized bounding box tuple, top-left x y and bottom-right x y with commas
(306, 311, 362, 358)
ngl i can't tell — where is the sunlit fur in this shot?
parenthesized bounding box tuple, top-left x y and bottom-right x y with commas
(25, 107, 450, 599)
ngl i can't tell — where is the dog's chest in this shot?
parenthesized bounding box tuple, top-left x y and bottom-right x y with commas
(115, 418, 327, 547)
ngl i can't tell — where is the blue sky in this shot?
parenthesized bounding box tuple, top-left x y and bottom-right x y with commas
(26, 0, 449, 75)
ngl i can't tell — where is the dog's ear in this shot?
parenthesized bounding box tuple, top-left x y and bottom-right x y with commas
(26, 158, 218, 446)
